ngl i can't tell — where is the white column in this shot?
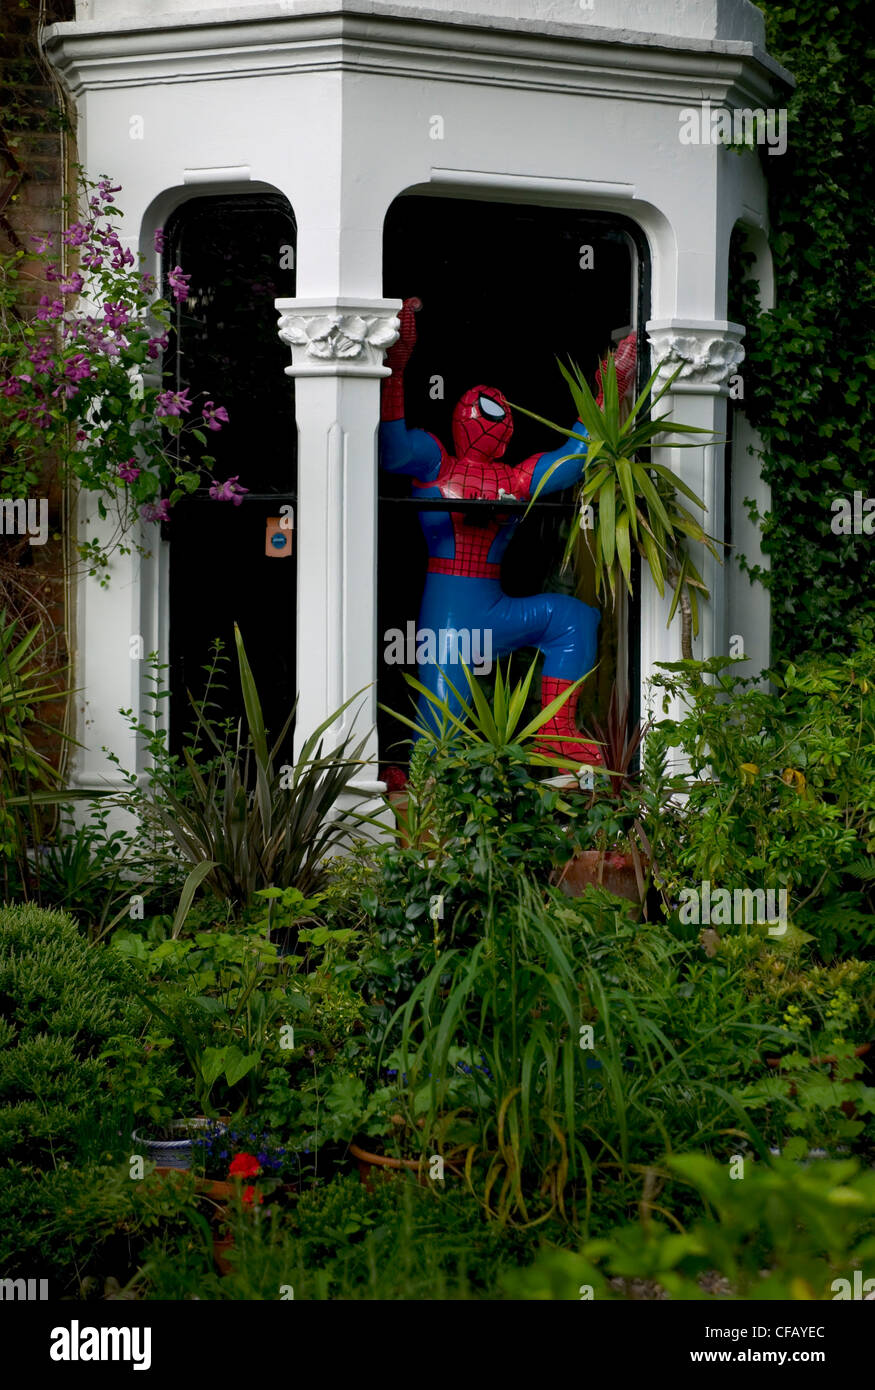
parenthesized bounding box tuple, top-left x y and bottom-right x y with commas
(275, 298, 401, 791)
(641, 319, 745, 718)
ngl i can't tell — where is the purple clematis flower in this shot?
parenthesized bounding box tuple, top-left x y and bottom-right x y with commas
(167, 266, 191, 303)
(209, 476, 248, 506)
(140, 498, 171, 524)
(202, 400, 229, 431)
(155, 387, 192, 417)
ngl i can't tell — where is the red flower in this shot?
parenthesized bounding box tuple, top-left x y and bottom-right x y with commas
(228, 1152, 260, 1179)
(383, 765, 408, 793)
(242, 1185, 263, 1206)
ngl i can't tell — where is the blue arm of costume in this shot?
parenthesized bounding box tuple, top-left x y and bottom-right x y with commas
(379, 420, 442, 480)
(528, 421, 590, 497)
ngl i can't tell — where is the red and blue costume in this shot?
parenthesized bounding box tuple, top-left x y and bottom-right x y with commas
(380, 298, 636, 767)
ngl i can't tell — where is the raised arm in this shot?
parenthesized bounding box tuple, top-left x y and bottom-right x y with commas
(525, 422, 590, 498)
(379, 297, 442, 480)
(520, 332, 638, 500)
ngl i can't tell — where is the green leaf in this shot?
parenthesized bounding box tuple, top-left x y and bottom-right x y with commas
(598, 478, 616, 570)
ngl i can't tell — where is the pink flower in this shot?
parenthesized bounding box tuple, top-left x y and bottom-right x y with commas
(75, 430, 87, 442)
(59, 272, 84, 295)
(64, 354, 92, 383)
(45, 263, 61, 282)
(1, 378, 22, 398)
(209, 476, 248, 506)
(82, 248, 104, 270)
(140, 273, 156, 296)
(30, 234, 54, 254)
(111, 247, 135, 271)
(97, 226, 121, 250)
(117, 459, 141, 483)
(97, 178, 122, 202)
(155, 387, 192, 418)
(140, 499, 171, 524)
(167, 266, 191, 303)
(146, 332, 169, 360)
(103, 301, 130, 330)
(153, 229, 166, 254)
(62, 222, 90, 247)
(36, 296, 64, 321)
(202, 400, 229, 432)
(29, 339, 55, 372)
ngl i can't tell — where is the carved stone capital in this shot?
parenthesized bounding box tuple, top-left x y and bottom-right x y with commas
(275, 298, 401, 377)
(646, 319, 745, 394)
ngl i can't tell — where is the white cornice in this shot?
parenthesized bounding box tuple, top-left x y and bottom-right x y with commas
(45, 7, 793, 104)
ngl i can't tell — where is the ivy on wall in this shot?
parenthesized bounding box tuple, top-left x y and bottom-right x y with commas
(735, 0, 875, 660)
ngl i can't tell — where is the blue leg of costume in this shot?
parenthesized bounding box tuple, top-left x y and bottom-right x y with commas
(412, 575, 599, 737)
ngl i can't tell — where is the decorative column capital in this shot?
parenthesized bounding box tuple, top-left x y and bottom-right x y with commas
(646, 319, 745, 395)
(275, 297, 402, 378)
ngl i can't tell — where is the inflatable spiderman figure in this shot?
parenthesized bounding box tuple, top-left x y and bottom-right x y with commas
(380, 298, 637, 769)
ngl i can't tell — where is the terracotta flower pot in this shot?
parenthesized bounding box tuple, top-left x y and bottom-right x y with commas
(555, 849, 647, 904)
(213, 1234, 235, 1276)
(388, 790, 411, 848)
(196, 1178, 235, 1200)
(349, 1139, 426, 1191)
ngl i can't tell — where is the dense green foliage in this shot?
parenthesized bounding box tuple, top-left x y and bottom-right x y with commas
(2, 633, 875, 1298)
(0, 904, 143, 1163)
(737, 0, 875, 658)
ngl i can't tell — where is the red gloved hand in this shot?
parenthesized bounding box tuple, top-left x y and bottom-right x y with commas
(382, 297, 421, 421)
(384, 296, 421, 375)
(595, 331, 637, 410)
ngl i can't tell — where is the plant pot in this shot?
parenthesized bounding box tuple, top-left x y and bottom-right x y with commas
(555, 849, 647, 904)
(131, 1117, 226, 1172)
(213, 1234, 235, 1276)
(349, 1139, 426, 1191)
(387, 790, 411, 847)
(196, 1178, 235, 1200)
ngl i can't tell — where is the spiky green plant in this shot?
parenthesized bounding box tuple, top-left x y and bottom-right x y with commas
(138, 624, 373, 916)
(513, 353, 722, 658)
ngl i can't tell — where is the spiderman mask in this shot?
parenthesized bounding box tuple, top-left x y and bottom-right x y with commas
(452, 385, 514, 462)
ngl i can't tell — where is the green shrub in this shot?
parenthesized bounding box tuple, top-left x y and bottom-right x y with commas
(0, 1162, 210, 1296)
(652, 638, 875, 959)
(504, 1154, 875, 1300)
(0, 904, 143, 1163)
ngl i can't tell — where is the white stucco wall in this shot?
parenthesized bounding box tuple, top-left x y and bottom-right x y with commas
(73, 0, 767, 47)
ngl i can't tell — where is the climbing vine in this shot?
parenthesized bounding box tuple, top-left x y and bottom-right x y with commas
(734, 0, 875, 660)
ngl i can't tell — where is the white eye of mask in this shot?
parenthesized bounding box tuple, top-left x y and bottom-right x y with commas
(478, 394, 505, 420)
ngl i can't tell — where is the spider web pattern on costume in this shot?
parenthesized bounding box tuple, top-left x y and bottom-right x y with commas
(414, 448, 539, 578)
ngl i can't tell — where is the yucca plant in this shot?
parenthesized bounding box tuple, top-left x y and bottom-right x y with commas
(380, 658, 587, 865)
(514, 352, 722, 658)
(386, 654, 586, 759)
(139, 624, 373, 918)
